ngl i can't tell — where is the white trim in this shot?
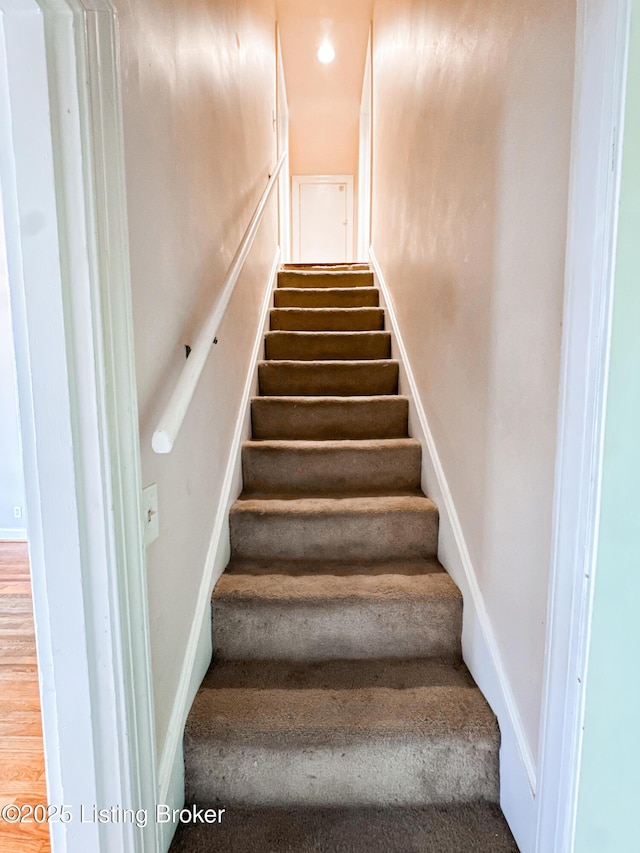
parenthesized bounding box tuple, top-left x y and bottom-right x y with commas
(0, 2, 158, 851)
(0, 528, 28, 540)
(156, 247, 281, 832)
(292, 174, 355, 263)
(535, 2, 631, 851)
(370, 248, 537, 851)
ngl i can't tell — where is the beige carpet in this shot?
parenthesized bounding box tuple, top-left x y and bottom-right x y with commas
(170, 803, 519, 852)
(177, 264, 512, 847)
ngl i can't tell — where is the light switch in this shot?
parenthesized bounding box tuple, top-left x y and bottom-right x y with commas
(142, 483, 159, 546)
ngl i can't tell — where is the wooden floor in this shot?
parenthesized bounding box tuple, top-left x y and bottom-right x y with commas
(0, 541, 50, 853)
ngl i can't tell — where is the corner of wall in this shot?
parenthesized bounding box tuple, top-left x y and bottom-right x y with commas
(370, 248, 537, 853)
(155, 248, 280, 851)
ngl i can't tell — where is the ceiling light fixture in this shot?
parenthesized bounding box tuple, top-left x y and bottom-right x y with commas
(317, 40, 335, 64)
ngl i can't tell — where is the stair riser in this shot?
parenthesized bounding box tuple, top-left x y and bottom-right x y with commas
(250, 397, 409, 440)
(258, 362, 399, 397)
(242, 442, 421, 494)
(270, 308, 384, 332)
(278, 271, 374, 288)
(185, 740, 500, 807)
(274, 288, 379, 308)
(229, 506, 438, 561)
(265, 332, 391, 362)
(213, 598, 461, 661)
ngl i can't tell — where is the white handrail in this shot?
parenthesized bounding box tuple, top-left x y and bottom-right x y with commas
(152, 151, 287, 453)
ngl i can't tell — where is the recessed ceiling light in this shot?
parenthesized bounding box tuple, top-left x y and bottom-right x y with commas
(317, 40, 335, 64)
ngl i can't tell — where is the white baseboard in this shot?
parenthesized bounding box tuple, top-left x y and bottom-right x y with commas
(0, 528, 28, 540)
(370, 248, 537, 853)
(156, 247, 281, 848)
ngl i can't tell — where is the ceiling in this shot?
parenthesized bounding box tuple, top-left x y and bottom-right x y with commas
(277, 0, 373, 175)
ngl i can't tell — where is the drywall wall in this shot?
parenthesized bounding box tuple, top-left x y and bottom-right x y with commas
(574, 5, 640, 850)
(277, 0, 371, 179)
(113, 0, 278, 758)
(371, 0, 575, 764)
(0, 195, 26, 539)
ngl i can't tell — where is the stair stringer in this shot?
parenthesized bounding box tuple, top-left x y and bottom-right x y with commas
(370, 248, 537, 853)
(156, 247, 281, 849)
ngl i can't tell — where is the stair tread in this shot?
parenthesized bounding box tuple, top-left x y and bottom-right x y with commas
(170, 803, 518, 853)
(214, 571, 461, 602)
(242, 437, 420, 451)
(270, 307, 384, 332)
(240, 489, 424, 500)
(252, 393, 408, 403)
(264, 330, 391, 361)
(282, 263, 371, 270)
(272, 307, 383, 314)
(230, 494, 437, 515)
(259, 358, 398, 364)
(279, 271, 372, 278)
(224, 557, 444, 576)
(258, 361, 399, 397)
(275, 287, 377, 294)
(201, 658, 473, 690)
(274, 288, 380, 308)
(265, 329, 389, 337)
(278, 271, 374, 289)
(187, 659, 498, 744)
(230, 494, 437, 562)
(250, 395, 410, 440)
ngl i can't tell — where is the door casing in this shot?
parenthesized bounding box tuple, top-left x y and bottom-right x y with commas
(0, 1, 158, 851)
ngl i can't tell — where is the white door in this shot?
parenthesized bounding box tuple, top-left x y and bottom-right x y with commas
(293, 175, 354, 263)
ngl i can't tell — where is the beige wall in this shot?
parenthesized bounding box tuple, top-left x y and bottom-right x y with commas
(277, 0, 371, 178)
(113, 0, 278, 756)
(372, 0, 575, 758)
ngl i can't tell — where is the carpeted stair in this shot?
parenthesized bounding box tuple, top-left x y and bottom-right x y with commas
(173, 263, 517, 852)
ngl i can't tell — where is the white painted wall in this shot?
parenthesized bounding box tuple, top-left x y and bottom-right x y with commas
(371, 1, 575, 844)
(357, 33, 371, 261)
(0, 195, 26, 540)
(276, 27, 291, 262)
(112, 0, 279, 776)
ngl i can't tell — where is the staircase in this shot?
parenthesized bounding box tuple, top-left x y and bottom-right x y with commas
(173, 264, 516, 851)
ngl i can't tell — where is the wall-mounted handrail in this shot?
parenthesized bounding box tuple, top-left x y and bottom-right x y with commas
(152, 151, 287, 454)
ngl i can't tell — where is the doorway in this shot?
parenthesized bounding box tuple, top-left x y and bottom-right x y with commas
(0, 2, 158, 850)
(0, 188, 48, 852)
(292, 175, 354, 262)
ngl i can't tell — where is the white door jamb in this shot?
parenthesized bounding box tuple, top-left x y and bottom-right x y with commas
(0, 2, 158, 851)
(535, 1, 631, 850)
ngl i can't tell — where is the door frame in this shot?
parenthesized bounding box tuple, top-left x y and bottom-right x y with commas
(0, 2, 158, 851)
(292, 174, 355, 263)
(535, 0, 632, 850)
